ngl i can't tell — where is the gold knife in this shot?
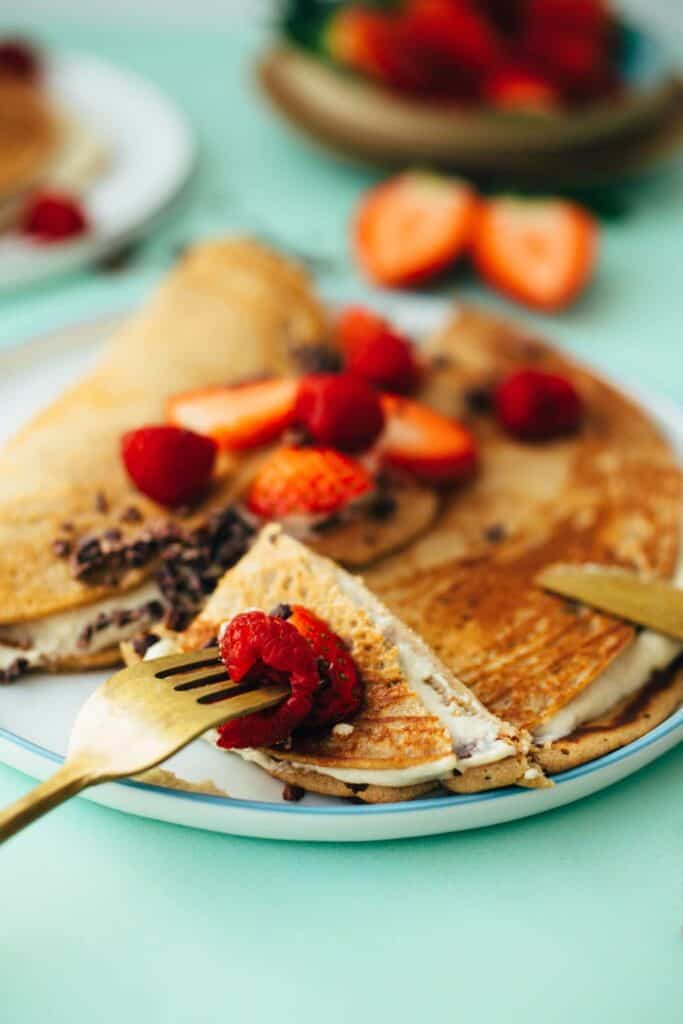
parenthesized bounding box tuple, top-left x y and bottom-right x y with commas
(535, 564, 683, 642)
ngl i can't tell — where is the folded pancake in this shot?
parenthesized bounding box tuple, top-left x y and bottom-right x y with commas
(0, 79, 58, 201)
(367, 307, 683, 770)
(155, 525, 539, 803)
(0, 240, 437, 674)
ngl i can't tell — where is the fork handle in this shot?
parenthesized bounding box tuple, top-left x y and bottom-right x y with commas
(0, 760, 93, 845)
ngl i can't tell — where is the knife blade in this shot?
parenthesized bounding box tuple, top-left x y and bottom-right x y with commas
(535, 564, 683, 641)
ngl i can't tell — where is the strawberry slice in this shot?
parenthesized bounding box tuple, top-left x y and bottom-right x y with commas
(380, 395, 478, 485)
(354, 172, 479, 288)
(247, 447, 374, 520)
(472, 197, 598, 311)
(166, 378, 298, 451)
(483, 64, 562, 111)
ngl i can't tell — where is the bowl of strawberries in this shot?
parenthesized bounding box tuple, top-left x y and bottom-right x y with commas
(258, 0, 681, 185)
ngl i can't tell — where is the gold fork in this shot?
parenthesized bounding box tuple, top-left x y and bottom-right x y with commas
(0, 647, 288, 844)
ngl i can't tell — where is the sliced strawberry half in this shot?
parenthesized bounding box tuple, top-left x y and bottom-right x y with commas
(288, 605, 363, 730)
(166, 378, 298, 451)
(380, 395, 478, 485)
(247, 446, 374, 521)
(472, 197, 598, 311)
(354, 172, 479, 288)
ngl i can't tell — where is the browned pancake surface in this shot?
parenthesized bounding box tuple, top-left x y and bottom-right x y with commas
(368, 308, 681, 734)
(0, 79, 57, 198)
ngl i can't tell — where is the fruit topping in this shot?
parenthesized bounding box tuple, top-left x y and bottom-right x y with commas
(495, 367, 583, 440)
(472, 196, 598, 310)
(166, 378, 298, 451)
(483, 63, 561, 110)
(400, 0, 503, 93)
(20, 191, 89, 243)
(247, 446, 374, 520)
(121, 425, 217, 508)
(217, 611, 318, 749)
(295, 373, 385, 453)
(288, 605, 363, 729)
(0, 38, 40, 80)
(337, 306, 420, 395)
(380, 394, 478, 485)
(353, 171, 479, 287)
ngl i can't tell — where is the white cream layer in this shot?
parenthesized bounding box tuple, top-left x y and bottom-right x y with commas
(0, 581, 161, 668)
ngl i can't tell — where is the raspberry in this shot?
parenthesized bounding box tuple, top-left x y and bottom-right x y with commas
(20, 191, 89, 243)
(217, 611, 318, 749)
(121, 425, 217, 507)
(495, 368, 582, 441)
(289, 605, 363, 730)
(0, 39, 40, 80)
(295, 373, 385, 453)
(247, 446, 374, 520)
(338, 306, 421, 395)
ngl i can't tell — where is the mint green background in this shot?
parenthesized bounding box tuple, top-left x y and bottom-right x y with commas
(1, 15, 682, 1023)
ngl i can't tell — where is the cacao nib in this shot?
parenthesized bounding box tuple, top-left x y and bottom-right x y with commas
(292, 344, 342, 375)
(52, 538, 72, 558)
(0, 657, 31, 685)
(95, 491, 109, 514)
(282, 783, 305, 802)
(131, 632, 159, 658)
(270, 603, 293, 620)
(464, 386, 492, 415)
(483, 523, 506, 543)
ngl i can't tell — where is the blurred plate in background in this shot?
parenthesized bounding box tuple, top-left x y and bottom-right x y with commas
(0, 51, 195, 290)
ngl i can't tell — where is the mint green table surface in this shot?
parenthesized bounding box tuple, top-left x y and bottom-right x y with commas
(1, 15, 682, 1023)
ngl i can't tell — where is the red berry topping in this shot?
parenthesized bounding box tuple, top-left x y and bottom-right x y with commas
(166, 378, 298, 451)
(380, 394, 478, 485)
(288, 605, 362, 731)
(121, 425, 217, 507)
(0, 39, 40, 80)
(247, 446, 374, 521)
(338, 306, 421, 395)
(217, 611, 319, 749)
(295, 373, 385, 453)
(21, 191, 89, 243)
(495, 368, 583, 441)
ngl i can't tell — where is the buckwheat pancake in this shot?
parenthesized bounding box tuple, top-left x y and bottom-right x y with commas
(168, 525, 540, 802)
(366, 307, 682, 771)
(0, 240, 436, 674)
(0, 79, 57, 200)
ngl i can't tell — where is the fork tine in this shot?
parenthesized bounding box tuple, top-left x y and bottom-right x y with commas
(193, 683, 289, 720)
(154, 647, 221, 679)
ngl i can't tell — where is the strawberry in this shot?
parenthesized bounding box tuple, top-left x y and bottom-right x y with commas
(495, 368, 583, 440)
(400, 0, 503, 93)
(483, 64, 561, 111)
(337, 306, 421, 395)
(523, 0, 609, 38)
(121, 425, 217, 508)
(217, 611, 318, 749)
(472, 197, 598, 311)
(354, 172, 479, 288)
(21, 191, 89, 243)
(247, 447, 374, 520)
(295, 373, 385, 453)
(325, 8, 428, 93)
(288, 605, 363, 730)
(166, 378, 298, 451)
(380, 395, 478, 485)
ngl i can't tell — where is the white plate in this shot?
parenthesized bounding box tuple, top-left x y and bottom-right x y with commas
(0, 313, 681, 842)
(0, 52, 195, 289)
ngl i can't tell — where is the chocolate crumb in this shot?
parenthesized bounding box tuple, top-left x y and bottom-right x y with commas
(52, 538, 72, 558)
(59, 520, 75, 533)
(121, 506, 143, 524)
(282, 783, 305, 802)
(0, 657, 31, 685)
(483, 523, 506, 543)
(95, 491, 109, 514)
(368, 492, 397, 521)
(348, 783, 368, 794)
(430, 354, 452, 370)
(131, 632, 159, 658)
(464, 386, 492, 415)
(292, 344, 342, 375)
(270, 603, 293, 620)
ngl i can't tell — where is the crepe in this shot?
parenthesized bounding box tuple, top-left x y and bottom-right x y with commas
(0, 240, 436, 674)
(172, 525, 539, 802)
(366, 307, 683, 769)
(0, 79, 58, 201)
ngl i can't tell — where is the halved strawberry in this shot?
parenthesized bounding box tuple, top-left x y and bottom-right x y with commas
(354, 172, 479, 288)
(472, 197, 598, 311)
(166, 378, 298, 451)
(380, 395, 478, 485)
(247, 447, 374, 520)
(483, 64, 562, 111)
